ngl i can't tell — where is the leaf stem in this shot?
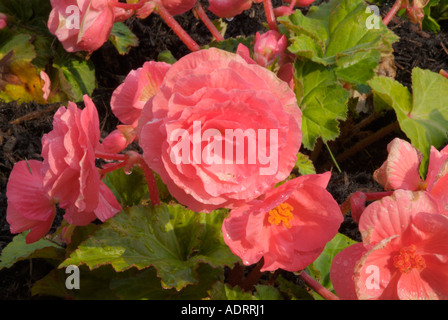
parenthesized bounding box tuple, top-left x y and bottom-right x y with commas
(382, 0, 406, 26)
(299, 271, 340, 300)
(263, 0, 279, 31)
(138, 159, 161, 206)
(155, 1, 200, 52)
(95, 151, 129, 162)
(193, 2, 225, 41)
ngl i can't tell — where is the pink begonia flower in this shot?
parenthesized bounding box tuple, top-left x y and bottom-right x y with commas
(331, 190, 448, 300)
(41, 95, 121, 225)
(138, 48, 302, 212)
(222, 172, 343, 272)
(111, 61, 171, 128)
(0, 13, 7, 29)
(208, 0, 253, 18)
(47, 0, 116, 53)
(373, 138, 448, 214)
(40, 71, 51, 102)
(6, 160, 56, 244)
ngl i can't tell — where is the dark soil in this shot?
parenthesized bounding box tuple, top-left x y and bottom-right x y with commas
(1, 1, 447, 299)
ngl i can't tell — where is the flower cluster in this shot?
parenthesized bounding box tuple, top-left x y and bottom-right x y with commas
(331, 138, 448, 299)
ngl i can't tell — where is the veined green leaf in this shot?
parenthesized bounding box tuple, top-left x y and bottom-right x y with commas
(60, 204, 238, 291)
(368, 68, 448, 175)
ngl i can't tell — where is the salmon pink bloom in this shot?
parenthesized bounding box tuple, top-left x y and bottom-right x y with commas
(111, 61, 171, 128)
(331, 190, 448, 300)
(41, 95, 121, 225)
(373, 138, 448, 214)
(138, 48, 302, 212)
(6, 160, 56, 244)
(48, 0, 116, 53)
(222, 172, 343, 272)
(0, 13, 7, 29)
(161, 0, 197, 16)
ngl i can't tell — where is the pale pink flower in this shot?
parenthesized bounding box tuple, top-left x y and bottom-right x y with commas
(47, 0, 116, 53)
(373, 138, 448, 214)
(222, 172, 343, 272)
(208, 0, 253, 18)
(111, 61, 171, 128)
(41, 95, 121, 225)
(6, 160, 56, 244)
(138, 48, 302, 212)
(253, 30, 288, 67)
(331, 190, 448, 300)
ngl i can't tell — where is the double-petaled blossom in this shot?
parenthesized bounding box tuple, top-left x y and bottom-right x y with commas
(137, 48, 302, 212)
(48, 0, 117, 53)
(6, 160, 56, 244)
(373, 138, 448, 214)
(222, 172, 343, 272)
(41, 95, 121, 226)
(331, 190, 448, 300)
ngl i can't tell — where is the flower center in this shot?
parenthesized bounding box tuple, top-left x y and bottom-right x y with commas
(267, 202, 294, 229)
(392, 244, 426, 274)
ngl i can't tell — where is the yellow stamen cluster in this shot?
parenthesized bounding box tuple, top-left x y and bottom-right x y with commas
(267, 202, 294, 229)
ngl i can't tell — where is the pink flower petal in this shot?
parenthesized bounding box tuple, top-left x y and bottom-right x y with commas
(330, 242, 367, 300)
(373, 138, 422, 191)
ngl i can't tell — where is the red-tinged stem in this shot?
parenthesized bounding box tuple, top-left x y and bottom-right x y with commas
(98, 161, 127, 176)
(194, 2, 224, 42)
(440, 69, 448, 79)
(155, 2, 200, 52)
(299, 271, 340, 300)
(364, 191, 394, 201)
(138, 159, 161, 205)
(382, 0, 405, 26)
(263, 0, 279, 31)
(95, 151, 129, 162)
(289, 0, 296, 10)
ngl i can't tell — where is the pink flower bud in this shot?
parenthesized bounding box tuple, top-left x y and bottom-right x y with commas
(47, 0, 115, 53)
(253, 30, 288, 67)
(40, 71, 51, 102)
(0, 13, 7, 29)
(102, 125, 136, 154)
(208, 0, 253, 18)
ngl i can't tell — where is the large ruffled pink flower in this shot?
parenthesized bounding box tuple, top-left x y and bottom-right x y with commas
(41, 95, 121, 225)
(222, 172, 343, 271)
(138, 48, 302, 212)
(373, 138, 448, 214)
(6, 160, 56, 244)
(48, 0, 116, 53)
(331, 190, 448, 300)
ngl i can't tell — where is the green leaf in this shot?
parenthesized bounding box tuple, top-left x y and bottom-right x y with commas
(253, 285, 283, 300)
(294, 60, 350, 149)
(32, 265, 123, 300)
(60, 204, 238, 291)
(368, 68, 448, 174)
(295, 152, 316, 175)
(158, 50, 177, 64)
(279, 0, 398, 85)
(204, 36, 255, 54)
(108, 22, 139, 55)
(102, 166, 149, 207)
(0, 232, 65, 270)
(275, 275, 314, 300)
(111, 264, 222, 300)
(207, 282, 254, 300)
(52, 50, 96, 102)
(306, 233, 358, 298)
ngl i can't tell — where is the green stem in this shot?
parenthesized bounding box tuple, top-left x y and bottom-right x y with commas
(325, 142, 341, 173)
